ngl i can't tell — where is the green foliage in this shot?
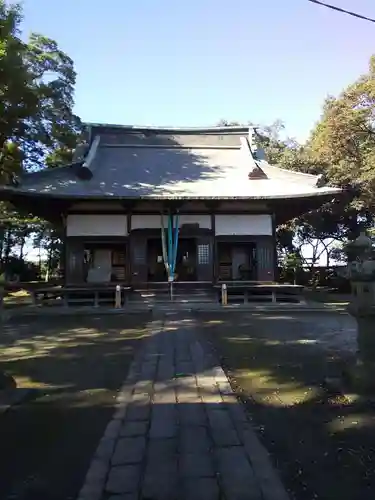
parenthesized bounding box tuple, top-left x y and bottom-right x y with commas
(217, 52, 375, 269)
(0, 1, 81, 279)
(309, 56, 375, 212)
(283, 252, 303, 271)
(262, 57, 375, 263)
(0, 0, 82, 179)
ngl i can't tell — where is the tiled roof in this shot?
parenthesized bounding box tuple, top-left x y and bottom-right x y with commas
(0, 125, 341, 200)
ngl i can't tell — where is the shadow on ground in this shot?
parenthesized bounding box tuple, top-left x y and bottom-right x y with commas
(197, 311, 375, 500)
(0, 313, 151, 500)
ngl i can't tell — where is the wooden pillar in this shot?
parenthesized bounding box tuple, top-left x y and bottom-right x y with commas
(130, 231, 148, 285)
(61, 215, 67, 284)
(65, 238, 84, 284)
(256, 237, 275, 282)
(127, 212, 132, 283)
(272, 212, 279, 282)
(211, 213, 216, 283)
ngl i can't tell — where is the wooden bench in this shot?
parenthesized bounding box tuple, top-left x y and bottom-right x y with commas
(214, 283, 304, 304)
(30, 285, 132, 308)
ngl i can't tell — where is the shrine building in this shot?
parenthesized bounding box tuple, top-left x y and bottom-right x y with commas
(0, 124, 341, 290)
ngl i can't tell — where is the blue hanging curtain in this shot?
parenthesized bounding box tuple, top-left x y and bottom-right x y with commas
(162, 212, 179, 281)
(171, 214, 179, 278)
(167, 213, 173, 279)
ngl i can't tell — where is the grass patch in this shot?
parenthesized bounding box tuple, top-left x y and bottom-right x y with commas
(3, 288, 33, 306)
(0, 313, 152, 500)
(304, 288, 350, 306)
(200, 312, 375, 500)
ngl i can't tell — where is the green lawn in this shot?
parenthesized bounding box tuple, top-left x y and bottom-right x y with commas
(200, 311, 375, 500)
(2, 288, 33, 307)
(304, 288, 351, 306)
(0, 314, 151, 500)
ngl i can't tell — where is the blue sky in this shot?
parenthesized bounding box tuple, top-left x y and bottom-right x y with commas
(21, 0, 375, 142)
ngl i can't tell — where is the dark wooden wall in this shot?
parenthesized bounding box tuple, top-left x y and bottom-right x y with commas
(129, 228, 214, 285)
(64, 234, 276, 285)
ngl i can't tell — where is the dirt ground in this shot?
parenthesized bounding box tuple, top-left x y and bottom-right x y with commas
(0, 313, 151, 500)
(199, 311, 375, 500)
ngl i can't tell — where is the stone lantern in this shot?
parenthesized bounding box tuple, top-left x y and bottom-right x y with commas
(344, 231, 375, 391)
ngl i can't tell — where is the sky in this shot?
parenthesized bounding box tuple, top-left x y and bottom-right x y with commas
(20, 0, 375, 143)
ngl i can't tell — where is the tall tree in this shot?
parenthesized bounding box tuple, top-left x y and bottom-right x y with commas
(0, 1, 82, 174)
(216, 55, 375, 266)
(0, 1, 82, 276)
(309, 55, 375, 215)
(0, 1, 26, 182)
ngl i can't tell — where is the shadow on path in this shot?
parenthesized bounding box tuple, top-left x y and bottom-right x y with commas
(198, 311, 375, 500)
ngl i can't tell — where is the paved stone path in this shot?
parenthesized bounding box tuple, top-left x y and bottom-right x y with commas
(77, 315, 289, 500)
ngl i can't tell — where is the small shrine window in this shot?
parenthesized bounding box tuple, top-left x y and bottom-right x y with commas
(198, 244, 210, 265)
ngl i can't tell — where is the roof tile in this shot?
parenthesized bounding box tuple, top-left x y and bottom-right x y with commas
(0, 125, 341, 200)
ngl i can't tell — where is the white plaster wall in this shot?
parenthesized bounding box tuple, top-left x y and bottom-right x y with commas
(66, 214, 128, 236)
(215, 214, 272, 236)
(131, 214, 211, 230)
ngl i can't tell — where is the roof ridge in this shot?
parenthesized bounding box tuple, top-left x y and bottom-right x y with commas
(239, 137, 269, 180)
(260, 161, 324, 187)
(86, 123, 252, 134)
(100, 144, 241, 150)
(260, 161, 319, 179)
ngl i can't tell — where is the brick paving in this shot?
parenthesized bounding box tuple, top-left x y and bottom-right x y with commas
(77, 314, 289, 500)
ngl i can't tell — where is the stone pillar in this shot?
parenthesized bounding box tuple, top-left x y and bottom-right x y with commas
(345, 232, 375, 392)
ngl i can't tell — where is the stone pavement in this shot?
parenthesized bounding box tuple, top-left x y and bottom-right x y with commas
(77, 314, 290, 500)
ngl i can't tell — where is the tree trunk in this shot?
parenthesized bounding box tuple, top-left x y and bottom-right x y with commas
(0, 224, 4, 269)
(3, 226, 13, 277)
(326, 250, 330, 268)
(45, 246, 52, 282)
(19, 228, 28, 261)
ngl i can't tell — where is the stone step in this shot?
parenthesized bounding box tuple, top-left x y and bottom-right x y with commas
(129, 297, 217, 303)
(130, 286, 218, 305)
(135, 293, 215, 297)
(129, 292, 217, 304)
(133, 289, 214, 294)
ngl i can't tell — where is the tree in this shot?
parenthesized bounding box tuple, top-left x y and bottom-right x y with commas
(218, 56, 375, 273)
(1, 1, 82, 174)
(0, 1, 27, 182)
(0, 1, 82, 279)
(277, 55, 375, 265)
(309, 56, 375, 215)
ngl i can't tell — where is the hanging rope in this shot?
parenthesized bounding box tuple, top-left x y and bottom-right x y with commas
(168, 212, 173, 280)
(170, 214, 179, 279)
(160, 212, 169, 274)
(160, 210, 180, 282)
